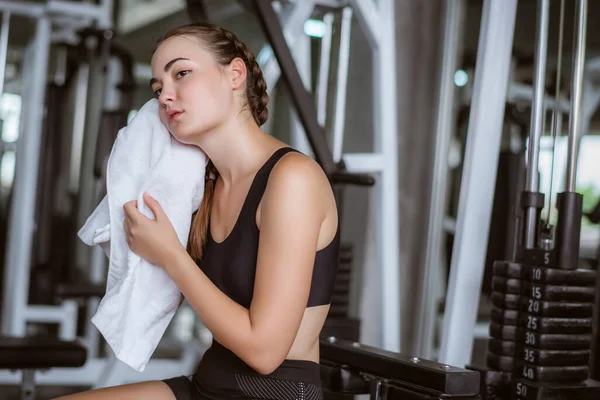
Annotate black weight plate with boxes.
[335,274,351,284]
[332,286,350,295]
[485,354,589,382]
[337,262,353,272]
[487,339,591,366]
[492,261,597,286]
[493,261,524,279]
[489,323,592,350]
[328,304,349,317]
[520,297,594,318]
[488,338,518,356]
[330,294,349,306]
[492,276,522,294]
[465,365,511,400]
[491,293,594,317]
[339,255,353,264]
[511,377,600,400]
[517,314,592,334]
[516,362,589,383]
[492,277,596,302]
[336,271,352,280]
[490,307,519,325]
[485,353,514,372]
[525,282,596,302]
[490,307,593,334]
[491,293,521,310]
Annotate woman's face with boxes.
[150,35,234,144]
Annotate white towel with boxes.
[78,98,207,372]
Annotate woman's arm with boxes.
[164,155,327,374]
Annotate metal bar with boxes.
[75,33,111,272]
[68,64,91,193]
[316,12,333,126]
[438,0,517,368]
[0,1,43,18]
[546,0,565,225]
[347,0,379,49]
[524,0,550,248]
[252,0,336,174]
[47,0,108,22]
[0,11,10,98]
[257,0,316,94]
[98,0,114,29]
[0,0,111,22]
[343,153,385,173]
[320,338,480,395]
[21,369,35,400]
[565,0,588,192]
[373,0,400,352]
[414,0,463,360]
[507,82,570,113]
[331,7,352,163]
[0,16,51,336]
[289,33,312,155]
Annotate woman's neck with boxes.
[198,116,273,189]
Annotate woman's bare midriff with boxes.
[285,304,330,363]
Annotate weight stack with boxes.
[484,260,600,399]
[321,242,361,342]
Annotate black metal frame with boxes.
[250,0,374,187]
[319,338,481,398]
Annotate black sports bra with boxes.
[197,147,340,309]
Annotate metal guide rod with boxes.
[546,0,565,223]
[0,1,109,23]
[316,12,333,126]
[524,0,550,248]
[565,0,588,192]
[0,11,9,97]
[331,7,352,164]
[414,0,463,359]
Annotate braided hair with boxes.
[154,23,269,260]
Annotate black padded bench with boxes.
[319,337,481,399]
[0,335,87,400]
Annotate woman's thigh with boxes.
[50,380,178,400]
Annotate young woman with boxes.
[55,22,340,400]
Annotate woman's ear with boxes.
[229,57,247,89]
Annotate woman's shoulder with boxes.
[269,148,330,190]
[261,148,334,213]
[257,147,338,246]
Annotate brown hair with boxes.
[154,23,269,259]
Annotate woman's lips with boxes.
[169,111,183,123]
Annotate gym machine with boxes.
[465,0,600,398]
[0,1,198,398]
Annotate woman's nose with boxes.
[158,86,175,105]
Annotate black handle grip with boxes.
[329,171,375,186]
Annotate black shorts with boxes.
[162,342,323,400]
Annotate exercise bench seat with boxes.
[0,335,87,400]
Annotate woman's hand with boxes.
[123,192,186,269]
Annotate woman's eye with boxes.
[176,70,190,79]
[153,88,162,97]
